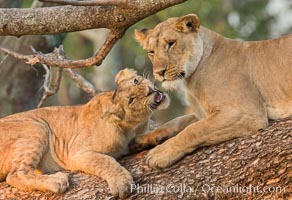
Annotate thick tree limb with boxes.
[39,0,130,7]
[0,118,291,199]
[0,0,187,36]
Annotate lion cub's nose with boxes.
[147,86,154,96]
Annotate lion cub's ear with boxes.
[173,14,200,33]
[134,28,152,45]
[101,103,125,123]
[115,68,137,85]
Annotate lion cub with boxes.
[0,68,169,198]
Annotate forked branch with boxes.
[38,64,63,108]
[37,66,97,107]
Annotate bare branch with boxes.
[64,69,97,96]
[39,0,129,7]
[38,30,123,68]
[38,66,97,107]
[0,54,8,65]
[0,30,123,68]
[0,47,35,64]
[38,64,63,108]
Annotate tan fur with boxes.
[0,69,169,198]
[132,14,292,169]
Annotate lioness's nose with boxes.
[156,69,166,77]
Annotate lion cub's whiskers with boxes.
[143,69,155,84]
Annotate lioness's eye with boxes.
[168,40,176,48]
[128,97,134,105]
[134,78,139,85]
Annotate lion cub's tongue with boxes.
[154,91,165,103]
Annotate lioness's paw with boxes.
[146,143,182,169]
[46,172,69,193]
[129,134,153,152]
[107,170,134,199]
[129,130,166,153]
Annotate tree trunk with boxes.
[0,118,291,199]
[0,1,64,117]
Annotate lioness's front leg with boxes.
[68,151,134,199]
[129,114,198,152]
[146,110,268,169]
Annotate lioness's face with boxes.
[135,14,202,90]
[114,69,170,121]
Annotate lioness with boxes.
[131,14,292,169]
[0,68,169,198]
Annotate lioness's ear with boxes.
[173,14,200,33]
[134,28,151,45]
[115,68,137,84]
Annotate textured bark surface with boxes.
[0,0,187,37]
[0,118,291,199]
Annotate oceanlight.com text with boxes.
[131,183,286,196]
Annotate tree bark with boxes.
[0,118,291,199]
[0,0,188,37]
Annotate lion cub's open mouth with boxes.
[147,87,167,110]
[154,91,166,105]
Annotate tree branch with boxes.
[0,0,187,36]
[38,64,63,108]
[39,0,130,7]
[64,68,97,96]
[37,66,98,107]
[0,118,291,199]
[0,30,122,68]
[0,47,34,63]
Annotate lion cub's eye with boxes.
[128,97,134,105]
[134,78,139,85]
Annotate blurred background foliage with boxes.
[3,0,292,123]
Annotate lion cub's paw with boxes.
[146,143,182,169]
[46,172,69,193]
[107,170,134,199]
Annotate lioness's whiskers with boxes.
[176,73,184,80]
